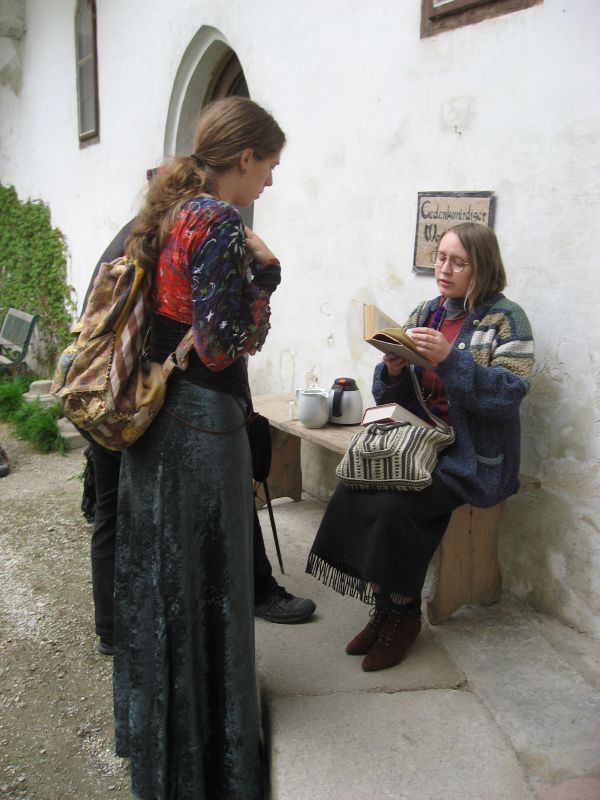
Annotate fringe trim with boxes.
[306,553,376,606]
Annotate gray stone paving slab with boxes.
[269,690,533,800]
[256,498,600,798]
[257,611,463,696]
[430,602,600,783]
[256,500,464,694]
[533,612,600,691]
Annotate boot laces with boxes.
[367,606,388,631]
[378,607,420,647]
[378,612,403,647]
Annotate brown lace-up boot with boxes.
[361,608,422,671]
[345,606,389,655]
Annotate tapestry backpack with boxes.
[51,256,193,451]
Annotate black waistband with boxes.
[150,313,250,405]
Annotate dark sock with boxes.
[389,597,421,616]
[373,590,391,610]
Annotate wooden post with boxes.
[255,427,302,509]
[427,501,505,625]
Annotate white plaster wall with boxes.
[0,0,599,637]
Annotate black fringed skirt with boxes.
[113,379,262,800]
[306,477,461,603]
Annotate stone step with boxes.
[22,379,61,408]
[269,691,533,800]
[25,379,53,395]
[57,417,87,450]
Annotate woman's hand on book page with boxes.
[409,327,452,365]
[244,226,279,266]
[383,353,408,378]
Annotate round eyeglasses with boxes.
[430,251,470,273]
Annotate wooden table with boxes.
[253,393,540,624]
[253,394,359,503]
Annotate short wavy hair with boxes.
[441,222,507,312]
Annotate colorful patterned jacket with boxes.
[154,197,280,371]
[372,293,534,507]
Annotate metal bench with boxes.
[0,307,39,375]
[253,393,541,624]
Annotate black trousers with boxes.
[89,441,277,639]
[89,441,120,639]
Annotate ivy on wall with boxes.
[0,184,76,374]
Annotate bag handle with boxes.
[409,364,449,430]
[161,327,195,381]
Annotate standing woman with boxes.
[113,97,285,800]
[307,222,534,672]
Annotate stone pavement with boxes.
[255,498,600,800]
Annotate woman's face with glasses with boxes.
[434,231,472,299]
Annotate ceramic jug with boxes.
[296,387,330,429]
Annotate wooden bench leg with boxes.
[426,501,504,625]
[255,427,302,509]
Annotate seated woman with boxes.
[307,222,534,672]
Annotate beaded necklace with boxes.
[431,299,447,330]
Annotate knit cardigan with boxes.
[372,292,534,508]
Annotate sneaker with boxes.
[254,585,316,624]
[0,445,9,478]
[97,637,114,656]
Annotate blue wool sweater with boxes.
[372,293,534,508]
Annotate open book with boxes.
[361,403,432,428]
[363,304,432,368]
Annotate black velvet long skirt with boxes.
[306,477,462,604]
[113,379,262,800]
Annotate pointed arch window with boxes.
[75,0,99,142]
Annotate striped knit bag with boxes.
[51,257,193,451]
[336,370,455,490]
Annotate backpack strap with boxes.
[161,327,195,380]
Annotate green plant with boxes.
[0,375,66,453]
[13,399,66,454]
[0,378,28,421]
[0,184,76,373]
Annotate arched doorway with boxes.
[163,28,253,224]
[206,51,249,101]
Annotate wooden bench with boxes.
[0,307,38,376]
[253,393,541,624]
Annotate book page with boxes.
[374,329,415,348]
[363,304,432,367]
[363,304,401,340]
[364,304,416,348]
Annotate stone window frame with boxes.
[421,0,543,39]
[75,0,99,144]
